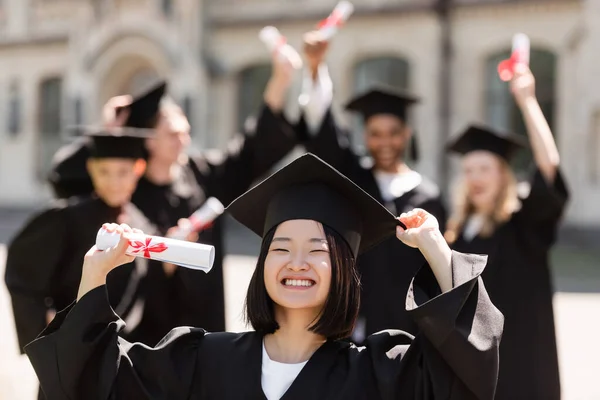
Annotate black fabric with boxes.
[88,135,146,159]
[227,154,403,258]
[345,86,419,122]
[130,104,299,334]
[47,137,94,199]
[451,167,568,400]
[25,251,502,400]
[298,110,447,338]
[117,81,166,129]
[446,124,528,161]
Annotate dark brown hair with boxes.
[244,223,360,340]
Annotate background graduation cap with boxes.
[345,86,421,161]
[226,153,404,258]
[48,81,167,199]
[446,124,529,161]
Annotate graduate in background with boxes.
[102,52,300,333]
[445,65,567,400]
[295,31,446,341]
[4,128,158,399]
[25,154,503,400]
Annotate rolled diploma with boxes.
[512,33,530,66]
[96,228,215,273]
[318,1,354,40]
[259,26,303,69]
[170,197,225,240]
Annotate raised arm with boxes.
[297,31,360,176]
[512,65,560,182]
[364,209,502,399]
[26,223,203,399]
[192,51,299,206]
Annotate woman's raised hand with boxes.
[77,223,143,301]
[395,208,440,249]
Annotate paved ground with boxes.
[0,210,599,399]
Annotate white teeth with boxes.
[284,279,314,287]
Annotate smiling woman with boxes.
[246,220,359,341]
[24,154,503,400]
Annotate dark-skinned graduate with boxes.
[294,31,447,342]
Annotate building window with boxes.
[38,77,63,178]
[237,64,272,130]
[485,49,556,172]
[351,56,410,153]
[162,0,172,16]
[7,80,21,136]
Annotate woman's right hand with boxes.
[77,223,140,301]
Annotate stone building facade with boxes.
[0,0,598,237]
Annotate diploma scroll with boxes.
[497,33,530,82]
[96,228,215,273]
[259,26,303,69]
[170,197,225,240]
[317,1,354,40]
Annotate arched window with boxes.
[38,77,63,178]
[485,49,556,171]
[351,56,410,153]
[237,64,272,131]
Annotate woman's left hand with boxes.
[396,208,440,249]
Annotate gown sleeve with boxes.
[363,251,503,400]
[4,206,68,353]
[515,167,569,245]
[25,285,204,400]
[297,109,360,177]
[190,104,298,206]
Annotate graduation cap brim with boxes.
[226,153,402,258]
[116,81,167,129]
[345,86,420,122]
[447,124,529,161]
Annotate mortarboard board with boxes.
[346,86,421,161]
[446,124,528,161]
[116,81,167,129]
[345,86,420,122]
[82,127,153,159]
[226,153,403,258]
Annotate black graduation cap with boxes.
[116,81,167,129]
[345,86,420,122]
[447,124,528,161]
[345,86,420,161]
[82,127,152,159]
[48,83,166,199]
[226,153,403,258]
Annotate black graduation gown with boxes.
[4,196,158,351]
[130,104,298,333]
[298,111,447,337]
[25,251,503,400]
[451,168,568,400]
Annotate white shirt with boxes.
[463,214,486,241]
[261,341,308,400]
[374,169,423,203]
[298,64,333,135]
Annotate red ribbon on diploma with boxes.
[317,9,345,30]
[497,54,518,82]
[129,237,168,258]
